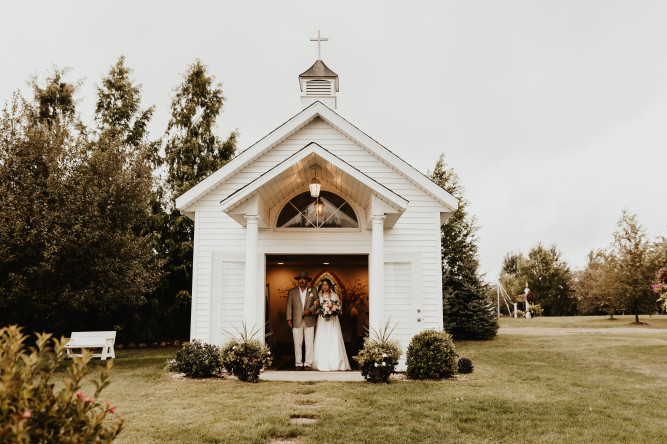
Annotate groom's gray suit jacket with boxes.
[286,286,318,328]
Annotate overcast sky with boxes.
[2,1,666,278]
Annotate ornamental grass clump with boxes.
[0,325,122,443]
[354,322,402,383]
[168,340,224,378]
[220,324,272,383]
[406,329,458,380]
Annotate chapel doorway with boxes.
[265,254,369,370]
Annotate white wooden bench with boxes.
[65,331,116,360]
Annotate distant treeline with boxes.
[495,211,667,322]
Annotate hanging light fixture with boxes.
[309,164,322,198]
[309,177,321,198]
[315,200,325,216]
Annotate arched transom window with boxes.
[277,191,358,228]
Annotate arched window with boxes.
[277,191,358,228]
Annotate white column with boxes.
[369,215,386,330]
[244,215,259,329]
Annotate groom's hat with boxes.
[294,270,312,282]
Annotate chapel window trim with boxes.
[276,190,359,229]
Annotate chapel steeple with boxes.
[299,31,339,109]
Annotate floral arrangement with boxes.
[354,322,402,383]
[319,298,341,321]
[220,323,272,383]
[653,267,667,309]
[221,339,272,383]
[525,291,535,303]
[341,279,369,307]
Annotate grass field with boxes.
[498,314,667,329]
[72,325,667,444]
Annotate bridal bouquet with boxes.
[319,298,341,321]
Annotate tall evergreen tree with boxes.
[159,60,238,338]
[95,56,154,151]
[92,58,166,340]
[165,60,237,197]
[429,154,497,339]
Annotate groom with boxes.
[286,271,318,371]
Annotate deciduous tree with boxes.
[605,211,659,323]
[501,244,576,316]
[0,69,160,334]
[573,250,620,317]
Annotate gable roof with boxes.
[175,101,458,214]
[220,141,408,212]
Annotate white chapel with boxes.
[175,39,458,368]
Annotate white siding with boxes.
[187,117,445,346]
[384,261,414,368]
[220,260,245,343]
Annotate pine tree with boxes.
[159,60,238,338]
[165,59,237,197]
[95,56,154,151]
[429,154,497,339]
[92,58,166,340]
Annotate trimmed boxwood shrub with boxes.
[168,340,223,378]
[406,329,458,380]
[457,356,474,374]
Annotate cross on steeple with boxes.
[310,30,328,60]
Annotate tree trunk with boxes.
[635,312,639,324]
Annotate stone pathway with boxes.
[499,327,667,335]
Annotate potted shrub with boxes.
[354,322,402,383]
[220,324,272,383]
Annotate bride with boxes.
[312,278,351,371]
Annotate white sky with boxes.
[2,1,666,278]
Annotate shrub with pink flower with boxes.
[0,325,122,442]
[653,267,667,309]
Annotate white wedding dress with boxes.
[312,292,351,371]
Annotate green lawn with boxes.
[499,314,667,329]
[74,327,667,443]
